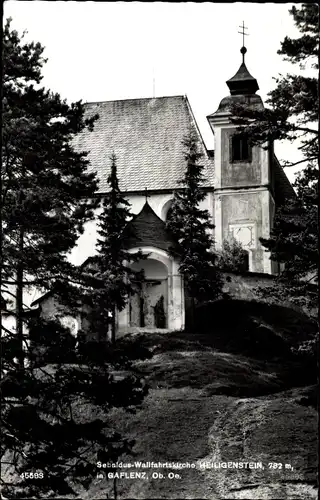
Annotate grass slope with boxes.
[81,321,317,500]
[201,390,318,499]
[3,300,317,499]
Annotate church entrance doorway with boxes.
[129,259,168,329]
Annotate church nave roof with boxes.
[72,95,214,194]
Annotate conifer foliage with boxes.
[231,4,319,309]
[1,17,100,365]
[84,153,143,344]
[166,128,222,329]
[1,20,148,498]
[217,237,249,273]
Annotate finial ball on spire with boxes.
[240,46,247,55]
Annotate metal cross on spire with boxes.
[238,21,249,47]
[238,21,249,62]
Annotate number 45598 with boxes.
[20,472,44,479]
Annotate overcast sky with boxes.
[4,1,304,182]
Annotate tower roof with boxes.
[226,47,259,95]
[208,43,263,118]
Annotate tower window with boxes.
[230,135,251,162]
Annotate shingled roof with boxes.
[72,96,214,193]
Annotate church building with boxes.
[31,46,294,335]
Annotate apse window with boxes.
[231,135,251,162]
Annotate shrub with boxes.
[291,333,319,359]
[217,237,249,272]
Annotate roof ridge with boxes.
[184,95,211,159]
[84,95,186,106]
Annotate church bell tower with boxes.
[207,27,274,273]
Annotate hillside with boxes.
[2,301,317,499]
[75,301,317,500]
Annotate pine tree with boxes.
[1,18,100,366]
[230,4,319,309]
[166,127,222,330]
[257,163,318,312]
[1,316,148,498]
[84,153,144,344]
[1,20,148,497]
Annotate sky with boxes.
[4,1,305,182]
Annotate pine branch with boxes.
[294,126,318,135]
[282,157,317,167]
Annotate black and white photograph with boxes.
[1,2,318,499]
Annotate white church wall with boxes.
[68,191,215,268]
[68,206,102,266]
[5,188,215,316]
[68,194,170,267]
[1,313,31,338]
[120,192,213,223]
[2,276,47,317]
[127,193,172,220]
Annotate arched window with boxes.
[161,199,174,221]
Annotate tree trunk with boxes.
[184,281,195,333]
[16,226,24,369]
[111,305,116,344]
[113,476,118,500]
[190,295,196,333]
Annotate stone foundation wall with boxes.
[222,271,274,301]
[221,271,316,317]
